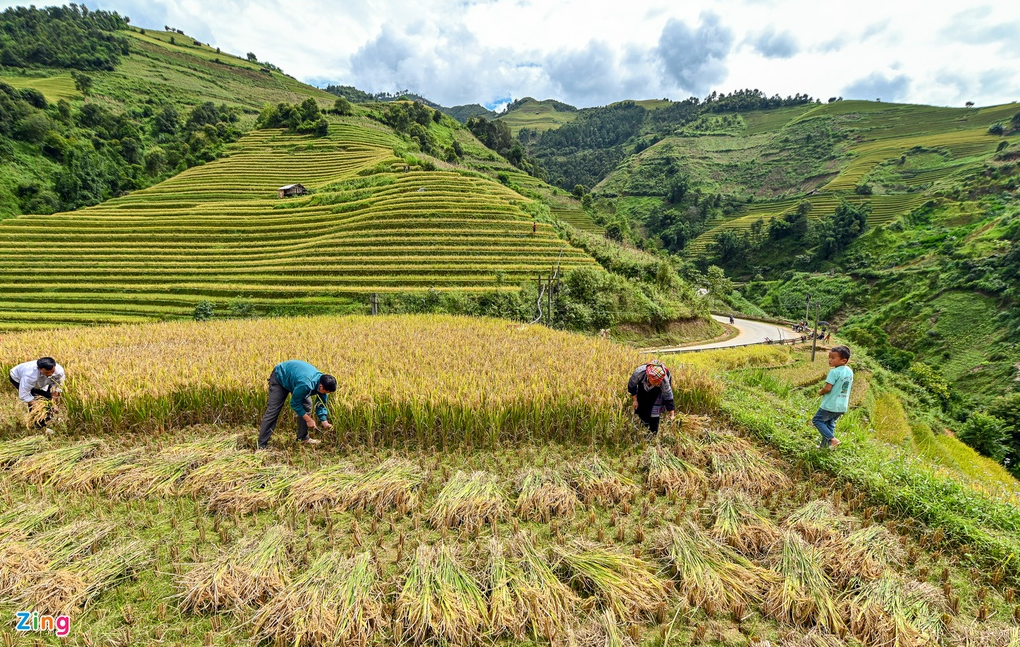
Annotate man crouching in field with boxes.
[9,357,65,428]
[257,360,336,449]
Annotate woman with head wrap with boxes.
[627,360,676,436]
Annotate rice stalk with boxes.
[286,463,359,512]
[576,608,636,647]
[654,521,771,616]
[509,533,580,641]
[822,525,905,587]
[0,542,47,598]
[568,456,636,505]
[178,451,263,496]
[250,549,381,647]
[18,539,150,615]
[778,628,847,647]
[711,488,782,555]
[0,503,60,540]
[785,500,856,542]
[847,576,947,647]
[396,542,488,645]
[51,449,142,492]
[106,450,226,499]
[945,625,1020,647]
[428,470,506,531]
[24,397,55,429]
[163,434,243,455]
[35,520,117,567]
[514,468,579,522]
[763,531,844,633]
[643,446,707,496]
[710,448,792,495]
[178,525,293,613]
[9,440,101,486]
[206,464,298,516]
[556,541,669,623]
[342,457,424,516]
[0,434,47,466]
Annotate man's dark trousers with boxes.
[258,370,313,448]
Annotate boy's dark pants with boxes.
[258,370,313,448]
[8,377,53,427]
[812,408,843,448]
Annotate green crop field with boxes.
[0,72,80,102]
[497,98,579,135]
[0,120,597,329]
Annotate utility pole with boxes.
[811,302,820,362]
[371,293,378,315]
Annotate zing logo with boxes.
[15,611,71,638]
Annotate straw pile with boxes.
[396,542,488,645]
[251,550,382,647]
[567,456,636,505]
[428,470,506,531]
[485,535,580,641]
[50,449,141,492]
[945,626,1020,647]
[18,539,150,615]
[0,542,47,598]
[711,489,781,555]
[654,521,770,616]
[206,464,297,516]
[643,446,707,497]
[555,541,669,623]
[710,448,791,495]
[847,576,947,647]
[785,500,856,542]
[514,468,579,522]
[822,525,904,587]
[0,434,47,466]
[9,440,100,485]
[286,463,359,512]
[178,525,293,613]
[342,457,424,516]
[763,532,844,633]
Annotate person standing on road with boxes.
[812,345,854,449]
[627,360,676,437]
[8,357,65,428]
[257,360,337,449]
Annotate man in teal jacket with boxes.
[258,360,337,449]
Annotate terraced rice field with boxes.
[0,122,596,329]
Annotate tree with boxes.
[816,199,870,258]
[965,101,975,107]
[193,300,214,321]
[958,413,1009,462]
[709,229,748,263]
[988,122,1005,136]
[246,52,257,62]
[71,70,93,98]
[333,97,353,116]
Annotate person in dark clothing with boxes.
[258,360,337,449]
[627,360,676,436]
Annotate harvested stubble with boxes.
[106,449,231,499]
[847,576,947,647]
[711,488,781,555]
[429,470,506,531]
[206,464,297,515]
[50,449,142,492]
[286,463,359,512]
[9,440,101,485]
[777,628,847,647]
[555,541,669,623]
[568,456,636,505]
[822,525,904,587]
[654,521,770,616]
[0,503,60,539]
[396,542,488,645]
[251,550,382,647]
[514,468,579,522]
[17,539,150,615]
[485,535,580,641]
[178,525,293,613]
[575,608,636,647]
[342,457,423,516]
[0,434,47,466]
[763,532,844,633]
[643,446,707,496]
[946,625,1020,647]
[785,500,857,542]
[709,448,791,496]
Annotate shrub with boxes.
[193,301,214,321]
[957,412,1009,462]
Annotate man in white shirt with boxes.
[8,357,65,427]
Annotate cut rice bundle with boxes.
[556,541,669,623]
[785,500,856,542]
[568,456,636,505]
[0,503,60,540]
[35,520,117,567]
[778,628,847,647]
[178,451,264,496]
[18,539,150,615]
[711,488,782,556]
[709,448,791,496]
[514,468,579,522]
[106,449,228,499]
[701,430,755,458]
[428,470,506,531]
[0,542,47,598]
[251,550,382,647]
[9,440,102,486]
[653,521,771,616]
[822,525,904,588]
[643,446,707,497]
[575,608,636,647]
[396,542,488,645]
[342,457,424,516]
[162,434,243,455]
[485,535,580,641]
[847,576,947,647]
[178,524,293,613]
[52,449,142,492]
[206,464,298,516]
[24,397,57,429]
[0,434,48,466]
[763,532,844,633]
[286,462,359,512]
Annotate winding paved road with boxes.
[651,315,797,353]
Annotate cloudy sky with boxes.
[14,0,1020,110]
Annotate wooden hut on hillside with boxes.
[277,184,307,198]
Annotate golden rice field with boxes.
[0,122,597,330]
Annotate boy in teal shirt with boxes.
[812,345,853,449]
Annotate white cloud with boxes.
[1,0,1017,108]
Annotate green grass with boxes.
[496,98,579,135]
[0,72,80,102]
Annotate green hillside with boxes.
[496,97,579,135]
